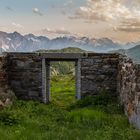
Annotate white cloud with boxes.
[70,0,140,32]
[33,8,43,16]
[41,28,71,35]
[12,22,23,28]
[72,0,140,21]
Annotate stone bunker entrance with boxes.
[42,53,81,103]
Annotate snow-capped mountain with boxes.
[0,31,136,53]
[123,42,140,49]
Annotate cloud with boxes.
[12,22,23,28]
[0,25,5,28]
[33,8,43,16]
[114,19,140,32]
[69,0,140,33]
[61,10,67,15]
[64,0,73,6]
[70,0,140,22]
[41,28,71,35]
[6,6,14,11]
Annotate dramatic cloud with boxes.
[69,0,140,32]
[41,28,71,35]
[71,0,140,21]
[33,8,43,16]
[12,22,23,28]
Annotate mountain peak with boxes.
[24,33,36,38]
[99,38,113,42]
[13,31,21,36]
[8,31,23,39]
[0,31,130,53]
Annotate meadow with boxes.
[0,75,140,140]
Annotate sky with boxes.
[0,0,140,42]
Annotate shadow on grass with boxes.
[68,91,124,115]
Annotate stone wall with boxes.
[0,53,121,101]
[117,56,136,105]
[0,53,121,100]
[0,55,8,88]
[81,53,119,97]
[118,55,140,129]
[6,53,42,101]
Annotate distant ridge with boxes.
[36,47,87,53]
[111,44,140,63]
[127,45,140,62]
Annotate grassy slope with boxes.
[0,75,140,140]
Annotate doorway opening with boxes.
[42,58,81,104]
[50,61,76,107]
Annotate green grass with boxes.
[50,75,76,107]
[0,75,140,140]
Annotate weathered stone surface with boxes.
[117,56,140,129]
[0,55,8,88]
[81,54,119,97]
[6,53,42,101]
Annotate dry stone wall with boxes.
[1,53,120,102]
[118,55,140,129]
[81,53,119,97]
[0,55,8,88]
[6,53,42,101]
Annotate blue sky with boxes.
[0,0,140,42]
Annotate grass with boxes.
[0,75,140,140]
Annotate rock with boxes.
[5,98,13,107]
[0,100,4,107]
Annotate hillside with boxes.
[37,47,86,53]
[111,45,140,63]
[127,45,140,62]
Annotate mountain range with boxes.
[127,45,140,61]
[112,44,140,63]
[0,31,139,53]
